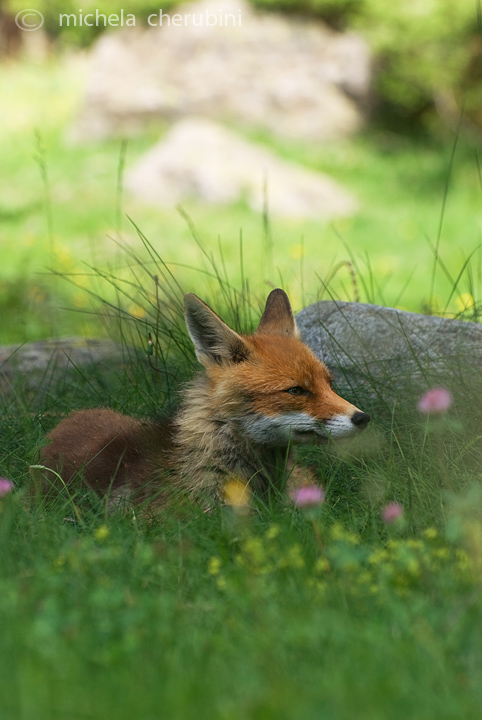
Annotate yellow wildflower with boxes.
[224,478,251,511]
[314,557,330,574]
[456,293,475,313]
[285,544,305,569]
[265,524,280,540]
[128,303,147,319]
[289,244,304,260]
[94,525,109,541]
[406,539,423,550]
[406,558,420,577]
[216,576,227,590]
[433,548,450,561]
[208,557,222,575]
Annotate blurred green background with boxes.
[0,0,481,343]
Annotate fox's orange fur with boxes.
[40,289,370,508]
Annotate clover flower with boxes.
[0,478,13,497]
[382,502,404,525]
[291,485,325,508]
[417,387,452,415]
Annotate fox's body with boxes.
[41,290,370,507]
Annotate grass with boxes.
[2,51,482,720]
[2,238,482,718]
[1,503,481,720]
[1,55,482,342]
[2,384,482,719]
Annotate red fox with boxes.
[40,289,370,509]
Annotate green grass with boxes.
[1,55,482,342]
[2,253,482,718]
[2,356,482,719]
[2,52,482,720]
[1,503,481,720]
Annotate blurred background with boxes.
[0,0,481,343]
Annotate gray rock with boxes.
[126,117,358,219]
[296,301,482,403]
[70,0,371,143]
[0,337,125,397]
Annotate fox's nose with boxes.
[351,411,371,430]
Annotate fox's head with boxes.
[184,289,370,447]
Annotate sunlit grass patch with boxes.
[1,56,482,342]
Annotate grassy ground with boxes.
[1,55,482,343]
[2,313,482,719]
[2,245,482,719]
[2,52,482,720]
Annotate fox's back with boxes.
[40,408,176,502]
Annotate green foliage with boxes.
[248,0,359,25]
[252,0,482,125]
[5,0,482,123]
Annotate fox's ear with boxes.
[184,294,250,367]
[256,289,300,338]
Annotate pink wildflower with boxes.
[381,502,403,525]
[417,387,452,415]
[0,478,14,497]
[291,485,325,508]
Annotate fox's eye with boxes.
[285,386,308,396]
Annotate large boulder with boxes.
[125,117,358,219]
[296,301,482,403]
[71,0,371,143]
